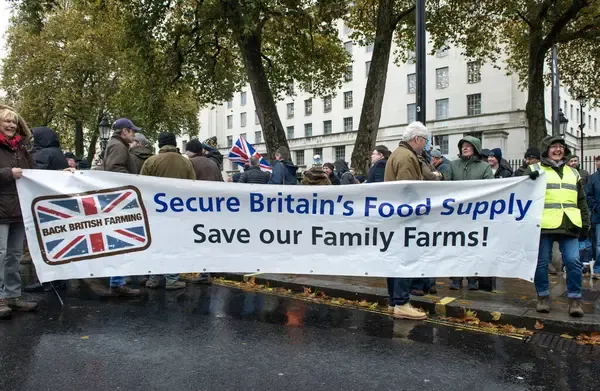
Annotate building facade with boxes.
[188,22,600,175]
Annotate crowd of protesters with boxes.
[0,102,597,321]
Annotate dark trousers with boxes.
[386,278,411,306]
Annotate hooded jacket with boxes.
[140,145,195,180]
[0,104,34,224]
[268,159,298,185]
[206,150,224,170]
[31,126,68,171]
[524,136,590,237]
[333,159,356,185]
[448,136,494,181]
[130,145,154,174]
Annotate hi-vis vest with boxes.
[530,163,582,229]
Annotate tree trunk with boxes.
[350,0,400,175]
[86,131,98,166]
[526,30,548,149]
[237,32,289,161]
[75,119,84,158]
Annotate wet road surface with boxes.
[0,283,598,391]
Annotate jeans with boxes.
[0,223,25,299]
[386,278,411,306]
[410,278,433,292]
[535,234,582,299]
[148,274,179,284]
[595,224,600,273]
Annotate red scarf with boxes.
[0,132,23,150]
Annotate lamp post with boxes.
[98,113,111,160]
[578,97,587,162]
[558,108,568,136]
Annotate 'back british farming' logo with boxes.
[31,186,152,265]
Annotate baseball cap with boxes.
[112,118,140,132]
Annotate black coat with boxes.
[367,159,387,183]
[239,166,270,184]
[31,127,68,171]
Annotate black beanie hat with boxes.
[524,147,540,160]
[158,132,177,148]
[186,139,203,154]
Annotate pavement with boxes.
[1,283,599,391]
[216,272,600,334]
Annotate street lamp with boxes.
[558,108,568,136]
[578,97,587,162]
[98,113,111,160]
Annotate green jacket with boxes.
[448,136,494,181]
[523,136,589,237]
[131,145,154,174]
[140,145,195,180]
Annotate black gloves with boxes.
[529,171,540,180]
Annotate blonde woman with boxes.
[0,105,38,319]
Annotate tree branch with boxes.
[540,0,589,54]
[557,25,600,43]
[392,5,416,27]
[261,52,273,74]
[537,0,554,21]
[516,10,534,29]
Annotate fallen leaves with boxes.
[80,336,89,340]
[491,311,502,321]
[576,332,600,345]
[535,320,544,330]
[560,333,574,339]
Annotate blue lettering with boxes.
[186,197,197,212]
[250,193,264,212]
[170,197,184,212]
[441,198,455,216]
[379,202,394,218]
[365,197,378,217]
[227,197,240,212]
[154,193,168,212]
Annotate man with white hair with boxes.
[383,121,429,320]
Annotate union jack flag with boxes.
[32,187,151,265]
[228,135,272,172]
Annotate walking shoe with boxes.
[387,305,394,312]
[393,303,427,320]
[109,286,141,297]
[165,281,186,291]
[568,299,584,317]
[427,286,438,294]
[410,289,425,296]
[536,296,551,313]
[449,280,461,290]
[7,297,38,312]
[145,279,160,289]
[0,299,12,319]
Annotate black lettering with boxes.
[238,229,250,244]
[468,231,479,246]
[260,229,275,244]
[311,226,323,245]
[193,224,206,243]
[339,232,361,246]
[443,231,466,246]
[404,227,417,246]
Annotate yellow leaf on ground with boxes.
[535,320,544,330]
[463,310,478,321]
[368,303,378,310]
[491,311,502,321]
[80,336,89,340]
[560,333,574,339]
[358,300,370,308]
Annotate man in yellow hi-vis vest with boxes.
[524,136,589,317]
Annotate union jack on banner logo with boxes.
[228,135,272,172]
[31,186,152,265]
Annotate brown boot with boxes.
[7,297,38,312]
[0,299,12,319]
[568,299,584,317]
[109,286,141,297]
[536,296,551,313]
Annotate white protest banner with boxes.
[17,170,545,283]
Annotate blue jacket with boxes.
[268,160,298,185]
[367,159,386,183]
[436,157,451,180]
[585,170,600,224]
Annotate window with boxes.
[323,120,332,134]
[344,41,353,54]
[436,67,449,89]
[343,117,353,132]
[255,131,262,144]
[577,108,580,123]
[435,45,449,58]
[467,93,482,116]
[344,91,353,109]
[366,42,374,53]
[227,115,233,129]
[286,83,294,96]
[570,104,574,120]
[227,100,233,109]
[467,61,481,84]
[434,135,449,155]
[323,96,332,113]
[295,150,305,166]
[570,127,574,134]
[344,65,353,82]
[304,123,313,137]
[595,118,598,132]
[589,115,592,127]
[407,73,416,94]
[227,136,233,148]
[343,22,351,35]
[286,126,294,139]
[255,111,260,125]
[407,103,416,123]
[313,147,323,159]
[564,100,568,114]
[435,99,449,120]
[407,50,416,64]
[240,91,247,106]
[287,103,294,119]
[334,146,346,161]
[365,61,371,78]
[240,112,247,127]
[305,98,313,115]
[464,131,483,142]
[240,132,246,141]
